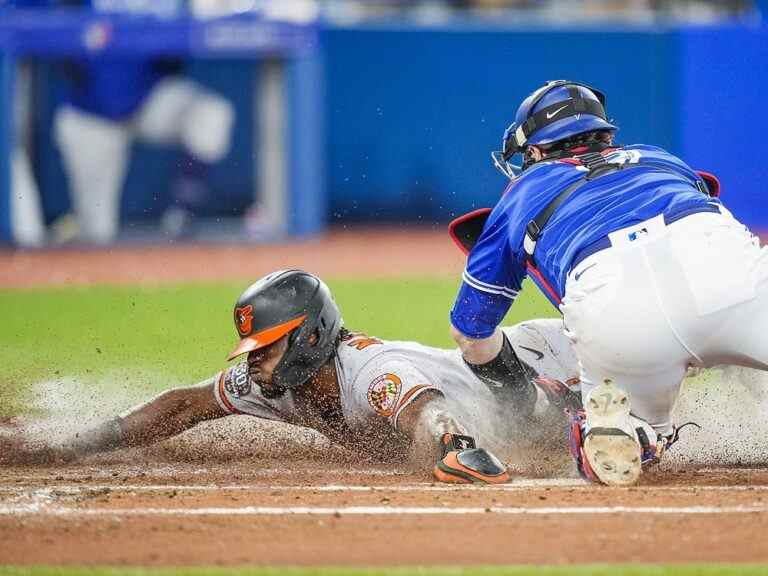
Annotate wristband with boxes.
[67,417,126,457]
[465,333,537,414]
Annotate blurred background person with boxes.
[1,0,762,248]
[3,0,47,247]
[51,0,235,244]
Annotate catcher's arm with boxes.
[63,381,228,459]
[397,391,509,484]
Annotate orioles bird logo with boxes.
[235,305,254,336]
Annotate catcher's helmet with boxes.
[492,80,617,179]
[227,270,342,392]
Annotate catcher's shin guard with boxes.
[433,433,510,484]
[568,409,599,483]
[571,380,642,486]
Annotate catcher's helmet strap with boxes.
[509,97,607,157]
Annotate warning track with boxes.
[0,228,463,288]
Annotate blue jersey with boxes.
[450,145,721,339]
[68,57,167,119]
[64,0,179,119]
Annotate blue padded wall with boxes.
[677,25,768,228]
[323,26,677,222]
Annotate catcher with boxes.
[4,269,580,483]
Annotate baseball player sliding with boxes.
[448,79,768,486]
[3,270,580,483]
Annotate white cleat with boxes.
[583,379,642,486]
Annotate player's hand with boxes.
[533,377,582,413]
[433,433,510,484]
[0,418,26,465]
[0,434,24,465]
[0,436,76,465]
[0,419,78,465]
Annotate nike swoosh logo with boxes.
[546,105,568,120]
[574,262,597,281]
[519,346,544,361]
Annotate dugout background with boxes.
[19,21,768,233]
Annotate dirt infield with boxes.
[2,460,768,566]
[2,229,762,288]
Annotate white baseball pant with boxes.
[561,206,768,435]
[54,76,234,243]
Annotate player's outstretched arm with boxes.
[451,325,537,416]
[397,391,465,462]
[63,381,228,459]
[397,392,509,484]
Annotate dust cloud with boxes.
[663,366,768,469]
[3,366,768,475]
[1,373,355,466]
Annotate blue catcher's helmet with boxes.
[492,80,618,179]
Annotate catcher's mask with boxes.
[492,80,617,179]
[228,270,342,395]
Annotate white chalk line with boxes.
[1,504,768,517]
[0,468,410,482]
[0,478,585,494]
[5,479,768,495]
[698,467,768,473]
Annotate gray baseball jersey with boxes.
[213,318,578,444]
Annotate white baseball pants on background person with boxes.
[12,62,46,247]
[561,206,768,436]
[54,76,234,244]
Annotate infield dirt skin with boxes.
[0,228,464,287]
[1,461,768,566]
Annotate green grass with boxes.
[1,566,768,576]
[0,277,555,417]
[1,283,766,574]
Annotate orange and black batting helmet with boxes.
[228,270,342,392]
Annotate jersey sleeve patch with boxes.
[223,362,252,398]
[214,363,251,415]
[366,373,402,417]
[353,358,441,431]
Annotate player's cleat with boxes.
[433,433,510,484]
[570,392,699,484]
[576,379,642,486]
